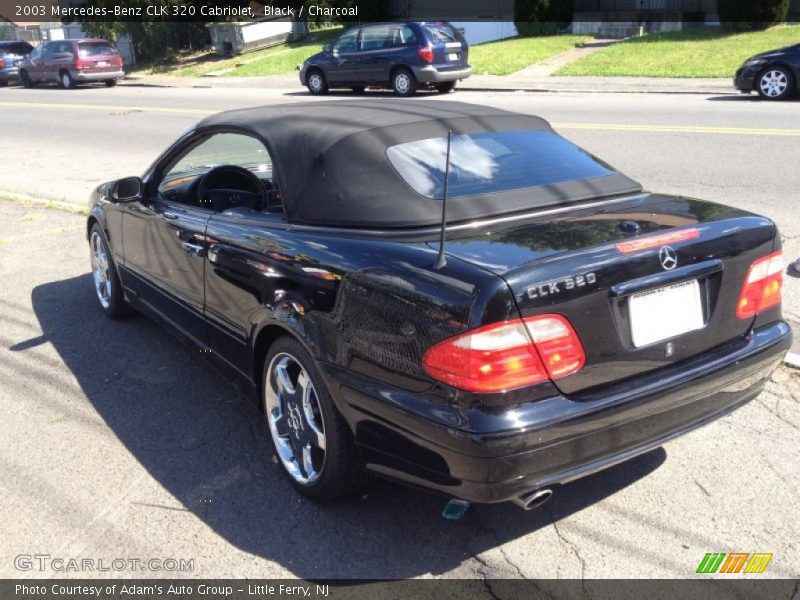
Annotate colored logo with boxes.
[696,553,773,574]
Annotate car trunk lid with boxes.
[432,194,778,396]
[77,42,122,73]
[422,22,468,69]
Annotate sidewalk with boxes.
[124,73,737,96]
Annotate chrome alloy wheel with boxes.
[308,72,324,93]
[265,352,326,485]
[760,70,788,98]
[394,72,411,95]
[90,230,112,309]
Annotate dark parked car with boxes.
[87,101,791,509]
[734,43,800,100]
[19,38,124,89]
[0,41,34,86]
[299,22,471,96]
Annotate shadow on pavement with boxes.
[26,273,666,578]
[706,95,800,102]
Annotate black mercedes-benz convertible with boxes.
[87,100,791,510]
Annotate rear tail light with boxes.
[0,58,4,69]
[422,314,585,393]
[616,227,700,253]
[113,56,123,67]
[75,58,85,69]
[418,45,434,63]
[737,251,783,319]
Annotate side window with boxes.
[158,133,275,209]
[359,25,392,51]
[27,46,41,61]
[392,26,417,47]
[332,29,359,54]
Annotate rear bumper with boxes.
[326,320,791,504]
[0,66,19,81]
[74,70,124,82]
[411,65,472,83]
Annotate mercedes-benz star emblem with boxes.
[659,246,678,271]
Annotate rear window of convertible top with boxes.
[386,130,614,200]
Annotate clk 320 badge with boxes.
[526,273,598,300]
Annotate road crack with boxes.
[693,478,711,497]
[546,508,587,588]
[757,397,799,432]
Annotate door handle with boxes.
[181,240,206,257]
[162,211,179,220]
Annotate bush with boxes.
[717,0,790,31]
[515,0,574,37]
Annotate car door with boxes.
[198,135,278,378]
[50,41,76,82]
[120,137,219,346]
[326,27,361,84]
[25,44,46,81]
[356,24,396,83]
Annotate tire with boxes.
[89,224,129,318]
[756,67,795,100]
[105,79,118,87]
[0,78,7,87]
[306,69,328,95]
[59,70,76,89]
[436,81,456,94]
[262,336,369,502]
[351,86,365,94]
[391,68,417,97]
[20,70,33,88]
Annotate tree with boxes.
[514,0,574,37]
[717,0,790,31]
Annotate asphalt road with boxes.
[0,83,798,580]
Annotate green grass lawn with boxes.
[470,35,589,75]
[163,27,343,78]
[557,25,800,78]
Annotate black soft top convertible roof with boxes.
[197,100,642,229]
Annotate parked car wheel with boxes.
[436,81,457,94]
[351,86,365,94]
[0,78,7,87]
[263,336,368,501]
[306,69,328,95]
[105,79,118,87]
[19,70,33,88]
[59,70,76,89]
[89,224,129,318]
[756,67,795,100]
[391,68,417,97]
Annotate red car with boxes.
[19,38,124,89]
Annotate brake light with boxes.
[418,45,434,63]
[737,251,783,319]
[422,314,585,393]
[0,58,4,69]
[616,228,700,253]
[113,56,123,67]
[75,58,85,69]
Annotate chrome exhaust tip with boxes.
[512,488,553,511]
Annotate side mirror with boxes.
[323,44,332,54]
[110,176,143,202]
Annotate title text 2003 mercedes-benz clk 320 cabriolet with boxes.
[87,101,791,510]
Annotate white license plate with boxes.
[448,53,459,61]
[629,280,704,348]
[97,61,109,67]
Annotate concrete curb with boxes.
[122,74,736,97]
[786,352,800,370]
